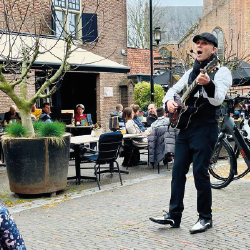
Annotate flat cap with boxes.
[193,32,218,47]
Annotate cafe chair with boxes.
[148,125,178,173]
[80,132,123,189]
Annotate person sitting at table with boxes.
[122,107,148,166]
[3,105,21,125]
[145,103,158,127]
[31,104,42,120]
[74,104,87,125]
[39,103,52,122]
[130,104,146,132]
[110,104,123,118]
[151,107,170,129]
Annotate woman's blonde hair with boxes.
[122,107,133,123]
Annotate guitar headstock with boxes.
[203,57,218,74]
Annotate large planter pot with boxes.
[2,133,71,195]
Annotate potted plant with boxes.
[137,112,144,121]
[93,123,103,137]
[2,122,70,196]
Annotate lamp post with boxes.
[149,0,154,102]
[149,0,161,103]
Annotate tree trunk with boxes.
[19,110,35,137]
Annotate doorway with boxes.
[53,72,97,124]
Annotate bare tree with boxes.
[0,0,102,136]
[127,0,166,48]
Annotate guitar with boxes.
[169,58,218,129]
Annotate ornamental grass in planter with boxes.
[2,122,70,196]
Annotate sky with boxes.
[160,0,203,6]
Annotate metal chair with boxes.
[81,132,123,189]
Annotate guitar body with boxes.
[170,99,202,129]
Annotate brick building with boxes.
[163,0,250,93]
[0,0,130,130]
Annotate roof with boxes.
[127,47,162,75]
[0,32,130,73]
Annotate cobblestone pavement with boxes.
[10,176,250,249]
[1,154,250,249]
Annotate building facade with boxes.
[0,0,130,130]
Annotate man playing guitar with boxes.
[149,33,232,234]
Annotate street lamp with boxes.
[149,0,161,102]
[154,27,161,45]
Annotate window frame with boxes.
[53,0,81,39]
[212,28,224,60]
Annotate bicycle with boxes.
[209,95,250,189]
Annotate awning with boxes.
[232,60,250,86]
[0,32,130,73]
[154,72,170,85]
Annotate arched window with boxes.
[212,28,224,59]
[158,47,170,58]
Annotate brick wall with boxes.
[127,48,163,75]
[0,71,35,114]
[0,0,129,127]
[169,0,250,65]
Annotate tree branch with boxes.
[29,37,72,104]
[10,39,40,88]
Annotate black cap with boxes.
[193,33,218,47]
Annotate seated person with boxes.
[39,103,52,122]
[110,104,123,118]
[151,107,170,129]
[31,104,42,120]
[122,107,148,166]
[0,203,26,249]
[4,105,21,124]
[145,104,157,127]
[74,104,87,125]
[122,107,148,147]
[130,104,146,132]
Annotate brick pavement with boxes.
[9,175,250,249]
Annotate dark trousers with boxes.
[169,123,218,221]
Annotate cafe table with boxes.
[66,124,92,136]
[68,133,143,184]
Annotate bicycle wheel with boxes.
[209,138,235,189]
[233,137,250,180]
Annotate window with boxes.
[212,28,224,60]
[82,13,98,42]
[52,0,80,38]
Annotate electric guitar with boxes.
[169,58,218,129]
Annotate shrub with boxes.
[33,121,44,136]
[134,81,165,111]
[5,123,27,137]
[38,121,66,138]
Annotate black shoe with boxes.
[189,218,212,234]
[149,211,180,228]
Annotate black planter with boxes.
[2,133,70,195]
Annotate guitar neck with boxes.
[180,69,208,103]
[181,79,198,103]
